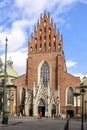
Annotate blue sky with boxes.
[0,0,87,79]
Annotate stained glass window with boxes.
[40,61,50,87]
[67,87,74,105]
[21,88,25,105]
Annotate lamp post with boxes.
[2,37,8,124]
[56,97,58,117]
[80,88,86,130]
[85,100,87,122]
[56,96,59,117]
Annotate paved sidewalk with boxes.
[0,118,22,127]
[69,120,87,130]
[0,116,87,130]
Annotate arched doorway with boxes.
[66,87,74,118]
[38,98,45,117]
[20,88,26,115]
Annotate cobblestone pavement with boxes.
[0,116,87,130]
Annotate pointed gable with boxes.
[28,11,63,54]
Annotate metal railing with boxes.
[64,118,70,130]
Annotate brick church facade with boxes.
[14,11,80,118]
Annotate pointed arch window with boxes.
[35,38,37,44]
[67,87,74,105]
[21,88,25,106]
[44,28,46,33]
[54,42,56,50]
[44,36,46,42]
[35,44,37,51]
[53,36,56,41]
[58,44,61,50]
[40,29,42,35]
[30,46,33,52]
[44,20,46,27]
[40,61,50,87]
[49,28,51,34]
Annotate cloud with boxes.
[66,60,87,79]
[79,0,87,4]
[1,48,27,75]
[66,60,77,68]
[71,73,87,79]
[65,23,71,29]
[15,0,77,20]
[0,0,8,8]
[0,28,27,52]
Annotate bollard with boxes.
[64,118,70,130]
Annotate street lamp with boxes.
[85,100,87,122]
[56,97,58,117]
[56,96,59,117]
[2,37,8,124]
[80,88,86,130]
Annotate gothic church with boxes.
[14,11,80,118]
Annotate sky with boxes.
[0,0,87,79]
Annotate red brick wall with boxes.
[14,74,26,110]
[14,74,26,87]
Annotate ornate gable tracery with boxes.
[35,82,48,105]
[28,11,63,54]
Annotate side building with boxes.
[0,58,18,115]
[80,77,87,118]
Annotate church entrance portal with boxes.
[38,98,45,117]
[38,106,45,117]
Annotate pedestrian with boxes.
[45,111,48,119]
[38,113,40,119]
[40,112,42,118]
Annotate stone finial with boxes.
[61,34,63,43]
[48,12,50,18]
[37,19,39,26]
[44,10,46,17]
[34,26,36,32]
[54,23,56,29]
[31,33,33,38]
[28,38,30,44]
[58,28,60,39]
[51,18,53,28]
[40,13,42,19]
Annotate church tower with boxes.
[27,11,65,90]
